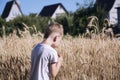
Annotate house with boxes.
[97,0,120,25]
[1,0,23,22]
[108,0,120,25]
[39,3,68,19]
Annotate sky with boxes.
[0,0,95,15]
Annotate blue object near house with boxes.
[117,7,120,26]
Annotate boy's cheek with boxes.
[55,43,60,48]
[51,44,58,48]
[57,41,61,46]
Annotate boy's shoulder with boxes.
[42,44,56,53]
[35,43,57,53]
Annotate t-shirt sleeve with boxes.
[49,51,58,64]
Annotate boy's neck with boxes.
[41,38,53,46]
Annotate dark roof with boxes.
[96,0,115,12]
[39,3,68,17]
[1,0,23,19]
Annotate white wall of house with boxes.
[51,5,66,19]
[6,2,22,21]
[109,0,120,24]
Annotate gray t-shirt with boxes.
[30,43,58,80]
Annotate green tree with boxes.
[55,14,74,35]
[73,0,107,35]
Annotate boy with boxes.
[30,22,63,80]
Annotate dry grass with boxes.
[0,34,120,80]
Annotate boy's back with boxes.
[30,22,63,80]
[30,43,58,80]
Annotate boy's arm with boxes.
[50,55,63,78]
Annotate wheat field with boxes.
[0,33,120,80]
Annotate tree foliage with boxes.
[0,15,49,36]
[55,14,74,35]
[73,1,107,35]
[0,0,108,36]
[56,0,107,36]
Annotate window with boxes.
[117,8,120,25]
[56,13,61,17]
[12,11,19,16]
[59,6,62,10]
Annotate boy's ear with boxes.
[53,36,57,42]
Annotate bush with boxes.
[0,15,49,36]
[0,17,6,36]
[11,15,49,33]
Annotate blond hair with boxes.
[44,22,63,38]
